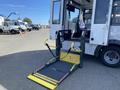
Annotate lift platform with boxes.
[28,29,85,90]
[28,51,80,90]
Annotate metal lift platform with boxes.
[28,51,80,90]
[28,30,85,90]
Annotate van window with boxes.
[4,22,8,26]
[14,22,18,25]
[94,0,110,24]
[52,0,61,24]
[111,0,120,25]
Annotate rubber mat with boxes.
[37,61,73,81]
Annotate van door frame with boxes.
[50,0,64,40]
[90,0,113,45]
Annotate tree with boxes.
[23,17,32,24]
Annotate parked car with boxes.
[17,21,27,32]
[26,24,32,31]
[0,21,20,34]
[24,22,32,31]
[31,24,39,30]
[37,24,42,29]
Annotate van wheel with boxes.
[10,30,16,34]
[100,46,120,67]
[0,29,3,33]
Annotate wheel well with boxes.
[11,29,15,31]
[0,29,3,31]
[95,44,120,57]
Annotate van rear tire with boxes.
[100,46,120,67]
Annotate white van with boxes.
[0,21,20,34]
[17,20,27,32]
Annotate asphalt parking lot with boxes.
[0,29,119,90]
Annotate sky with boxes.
[0,0,50,24]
